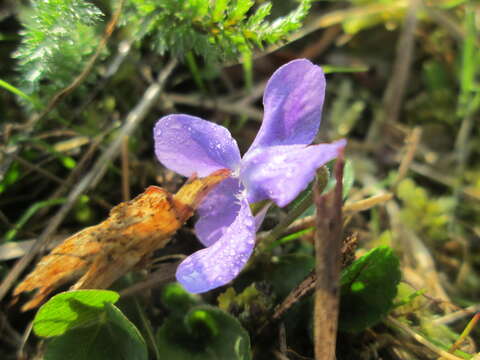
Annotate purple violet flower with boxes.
[154,59,346,293]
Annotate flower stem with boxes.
[254,166,329,254]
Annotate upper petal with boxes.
[241,139,346,207]
[176,196,255,293]
[154,115,241,177]
[195,177,242,247]
[249,59,326,151]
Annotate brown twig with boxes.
[164,93,263,121]
[119,262,178,298]
[121,136,131,202]
[367,0,420,141]
[313,151,344,360]
[393,126,422,189]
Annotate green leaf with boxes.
[127,0,312,64]
[161,283,201,314]
[228,0,254,23]
[33,290,120,337]
[44,303,147,360]
[339,246,401,332]
[14,0,103,99]
[212,0,229,22]
[267,254,314,299]
[342,159,355,199]
[324,159,354,199]
[246,2,271,28]
[156,305,252,360]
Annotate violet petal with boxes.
[195,177,242,247]
[154,114,241,177]
[176,196,256,293]
[241,139,347,207]
[249,59,326,151]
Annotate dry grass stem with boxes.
[313,152,344,360]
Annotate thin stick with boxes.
[256,192,392,243]
[367,0,420,141]
[0,59,177,302]
[164,93,263,121]
[313,152,344,360]
[446,313,480,355]
[121,136,131,202]
[385,317,464,360]
[119,262,177,298]
[433,304,480,326]
[393,126,422,189]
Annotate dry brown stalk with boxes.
[313,151,344,360]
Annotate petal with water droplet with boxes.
[249,59,326,151]
[154,115,241,177]
[176,196,255,293]
[241,140,346,207]
[195,177,242,247]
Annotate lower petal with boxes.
[176,196,255,293]
[241,139,346,207]
[195,177,242,247]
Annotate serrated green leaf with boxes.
[33,290,119,337]
[14,0,103,100]
[128,0,312,64]
[212,0,230,22]
[339,246,401,332]
[44,303,147,360]
[228,0,254,23]
[246,2,272,27]
[156,305,251,360]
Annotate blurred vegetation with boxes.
[0,0,479,359]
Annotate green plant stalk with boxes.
[133,297,160,360]
[185,52,206,93]
[447,312,480,354]
[0,79,41,108]
[451,3,479,232]
[266,227,314,252]
[4,198,66,242]
[242,51,253,91]
[322,65,369,74]
[255,166,329,254]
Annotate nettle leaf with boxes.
[339,246,401,333]
[157,305,252,360]
[33,289,119,337]
[34,290,147,360]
